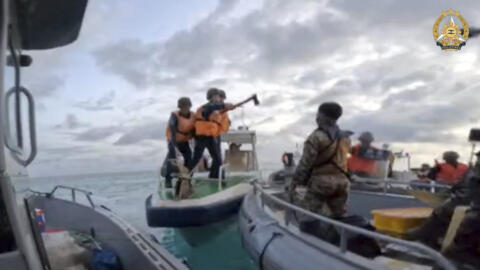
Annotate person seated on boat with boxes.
[289,102,352,219]
[226,143,249,171]
[165,97,195,188]
[408,151,480,250]
[418,163,432,181]
[189,88,233,179]
[347,132,379,177]
[427,151,469,186]
[409,163,433,190]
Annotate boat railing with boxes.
[353,176,451,194]
[216,163,261,191]
[252,181,457,270]
[46,185,95,209]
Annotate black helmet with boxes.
[443,151,459,161]
[206,88,220,100]
[177,97,192,108]
[359,131,374,143]
[318,102,342,120]
[218,89,226,99]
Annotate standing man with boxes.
[289,102,351,218]
[164,97,195,188]
[217,89,231,166]
[189,88,232,179]
[428,151,469,185]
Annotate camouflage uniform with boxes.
[292,125,351,218]
[410,165,479,249]
[443,168,480,267]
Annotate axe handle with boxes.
[219,96,254,114]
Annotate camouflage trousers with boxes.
[303,175,350,218]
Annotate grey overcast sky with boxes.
[11,0,480,176]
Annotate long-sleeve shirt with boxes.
[168,113,179,146]
[202,103,225,120]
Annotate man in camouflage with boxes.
[289,102,351,218]
[409,151,480,249]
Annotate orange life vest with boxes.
[194,107,219,137]
[166,111,195,143]
[436,163,469,185]
[347,145,377,176]
[219,112,230,135]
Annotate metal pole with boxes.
[469,143,476,166]
[8,36,22,148]
[0,0,7,174]
[339,228,347,253]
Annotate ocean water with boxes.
[12,171,258,270]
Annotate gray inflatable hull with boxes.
[239,192,382,270]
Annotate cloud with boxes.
[74,90,116,111]
[114,119,167,145]
[27,75,66,98]
[75,126,121,142]
[123,97,158,112]
[29,0,480,176]
[54,114,89,130]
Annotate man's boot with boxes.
[407,216,444,249]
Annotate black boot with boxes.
[406,218,443,249]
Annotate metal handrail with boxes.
[3,86,37,166]
[47,185,95,209]
[252,181,456,270]
[353,177,451,193]
[217,163,229,191]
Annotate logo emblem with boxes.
[433,9,469,51]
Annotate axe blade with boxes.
[252,94,260,106]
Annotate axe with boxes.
[220,94,260,113]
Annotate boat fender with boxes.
[258,232,283,270]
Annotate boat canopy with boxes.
[13,0,88,50]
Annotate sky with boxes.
[7,0,480,177]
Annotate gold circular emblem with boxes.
[433,9,469,51]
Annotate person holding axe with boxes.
[189,88,231,179]
[189,88,259,179]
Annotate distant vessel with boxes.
[0,1,187,269]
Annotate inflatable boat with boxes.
[146,130,260,228]
[239,182,463,270]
